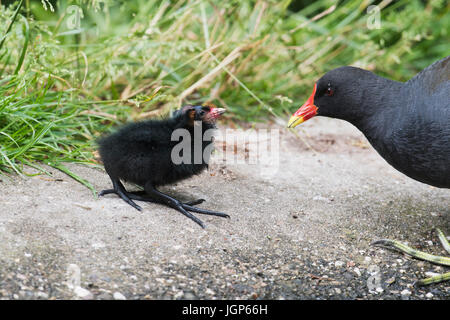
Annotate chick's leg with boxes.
[126,190,205,206]
[144,183,229,228]
[98,176,142,211]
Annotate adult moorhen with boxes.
[288,55,450,285]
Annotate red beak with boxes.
[287,83,318,128]
[210,107,226,119]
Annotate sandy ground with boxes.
[0,117,448,300]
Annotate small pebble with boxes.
[113,292,126,300]
[335,261,345,267]
[205,288,215,296]
[36,292,49,299]
[97,292,113,300]
[74,287,93,300]
[184,291,196,300]
[385,277,395,285]
[401,289,411,296]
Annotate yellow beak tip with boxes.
[287,116,304,128]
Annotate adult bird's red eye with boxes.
[326,87,334,96]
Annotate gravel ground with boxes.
[0,117,448,300]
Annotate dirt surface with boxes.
[0,117,448,300]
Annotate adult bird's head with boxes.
[287,66,381,128]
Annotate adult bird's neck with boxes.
[350,77,405,139]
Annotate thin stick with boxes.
[372,239,450,267]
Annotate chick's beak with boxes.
[210,107,226,119]
[287,83,318,128]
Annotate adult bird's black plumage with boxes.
[288,55,450,284]
[288,55,450,188]
[98,104,229,228]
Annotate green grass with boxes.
[0,0,449,189]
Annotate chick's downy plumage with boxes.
[98,104,229,228]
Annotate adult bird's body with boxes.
[98,104,229,228]
[288,56,450,188]
[288,55,450,284]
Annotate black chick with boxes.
[98,104,229,228]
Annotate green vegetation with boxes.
[0,0,449,190]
